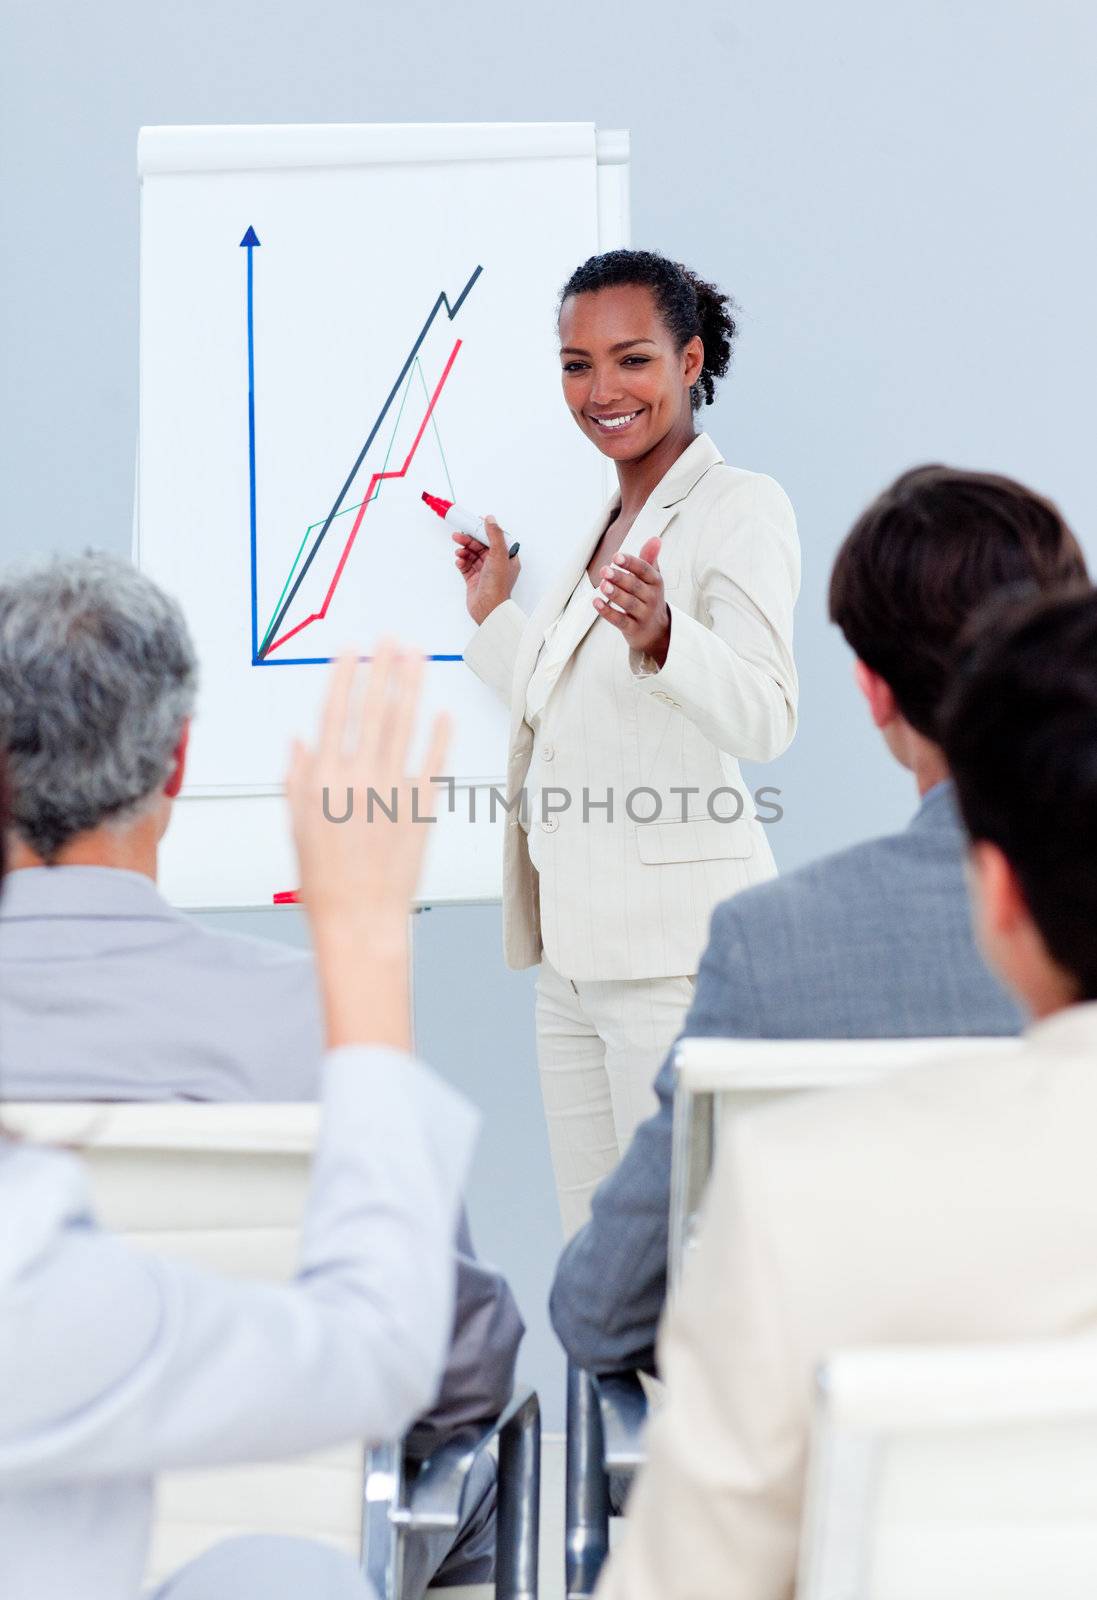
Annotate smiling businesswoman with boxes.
[456,250,800,1236]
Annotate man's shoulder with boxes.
[691,1025,1097,1413]
[711,823,941,945]
[148,920,323,1092]
[699,810,1015,1039]
[175,917,317,984]
[0,882,325,1102]
[730,1037,1031,1212]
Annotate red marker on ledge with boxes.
[422,492,519,557]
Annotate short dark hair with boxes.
[940,589,1097,1001]
[828,466,1088,742]
[559,249,737,410]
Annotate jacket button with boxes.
[541,743,555,761]
[541,816,559,834]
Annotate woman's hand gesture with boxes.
[453,516,521,625]
[593,536,672,666]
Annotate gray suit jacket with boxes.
[549,781,1024,1374]
[0,866,523,1450]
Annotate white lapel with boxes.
[509,492,618,738]
[510,433,724,738]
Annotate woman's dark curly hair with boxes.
[558,249,738,410]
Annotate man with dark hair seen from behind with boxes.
[0,552,521,1600]
[601,583,1097,1597]
[551,465,1089,1376]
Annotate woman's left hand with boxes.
[593,535,671,667]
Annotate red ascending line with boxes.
[264,338,463,656]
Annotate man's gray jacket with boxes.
[549,782,1024,1375]
[0,865,523,1450]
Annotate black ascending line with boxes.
[257,264,483,660]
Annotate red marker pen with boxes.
[422,492,519,558]
[273,890,300,905]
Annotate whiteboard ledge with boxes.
[178,775,507,800]
[138,122,600,176]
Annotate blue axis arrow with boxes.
[241,226,261,663]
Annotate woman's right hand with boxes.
[286,642,451,1050]
[453,515,521,625]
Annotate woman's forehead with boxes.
[559,283,664,344]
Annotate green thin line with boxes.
[257,354,455,654]
[415,357,456,500]
[370,354,417,495]
[259,524,319,655]
[258,364,418,653]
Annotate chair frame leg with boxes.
[496,1388,542,1600]
[362,1439,404,1599]
[564,1364,610,1599]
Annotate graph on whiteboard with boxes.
[138,147,606,790]
[247,233,483,666]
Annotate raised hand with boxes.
[286,641,451,1048]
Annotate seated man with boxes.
[0,552,522,1599]
[551,465,1088,1375]
[598,584,1097,1598]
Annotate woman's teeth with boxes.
[592,412,640,430]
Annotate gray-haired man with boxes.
[0,552,521,1599]
[0,552,321,1101]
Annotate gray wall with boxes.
[4,0,1096,1426]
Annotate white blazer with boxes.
[0,1048,475,1600]
[464,433,799,981]
[598,1003,1097,1600]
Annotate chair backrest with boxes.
[797,1337,1097,1600]
[5,1103,363,1590]
[668,1037,1020,1287]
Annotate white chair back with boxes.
[5,1103,363,1590]
[668,1037,1020,1287]
[797,1337,1097,1600]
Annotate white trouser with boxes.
[535,957,695,1239]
